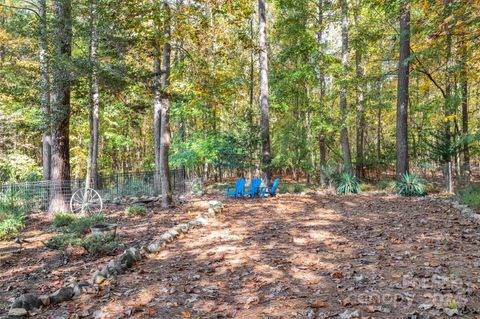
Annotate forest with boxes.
[1,0,480,205]
[2,0,480,317]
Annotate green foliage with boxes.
[336,173,360,194]
[359,183,375,192]
[396,173,426,197]
[0,214,26,239]
[45,233,119,255]
[376,179,396,191]
[0,191,28,239]
[125,205,148,216]
[78,235,119,255]
[52,213,77,228]
[52,213,107,235]
[321,163,338,188]
[456,185,480,208]
[47,213,118,255]
[0,153,42,183]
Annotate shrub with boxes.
[67,213,107,235]
[456,185,480,208]
[396,173,426,197]
[336,173,360,194]
[44,234,77,250]
[52,213,77,228]
[0,191,27,239]
[46,213,118,255]
[321,163,337,188]
[78,235,119,255]
[0,214,25,239]
[125,205,148,216]
[376,179,396,191]
[360,183,375,192]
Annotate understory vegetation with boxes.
[396,173,426,197]
[456,185,480,208]
[124,205,148,216]
[46,213,119,255]
[0,191,27,239]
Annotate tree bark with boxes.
[49,0,72,214]
[87,0,100,190]
[354,13,365,179]
[340,0,352,173]
[460,42,469,174]
[159,0,172,207]
[258,0,272,183]
[39,0,51,181]
[153,44,162,193]
[395,0,410,179]
[316,0,327,184]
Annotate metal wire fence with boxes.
[0,169,189,212]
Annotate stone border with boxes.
[7,200,224,317]
[421,195,480,223]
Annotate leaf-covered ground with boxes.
[2,193,480,318]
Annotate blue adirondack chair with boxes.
[243,178,262,199]
[226,179,246,199]
[261,178,280,199]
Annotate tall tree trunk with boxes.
[354,13,365,179]
[443,0,453,192]
[258,0,272,183]
[249,16,255,178]
[87,0,100,190]
[316,0,327,184]
[159,0,172,207]
[39,0,51,181]
[395,0,410,179]
[340,0,352,173]
[460,42,469,174]
[153,44,162,193]
[49,0,72,214]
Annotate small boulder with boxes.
[8,308,28,317]
[38,295,50,306]
[147,239,166,253]
[49,286,75,305]
[195,216,208,225]
[11,294,42,311]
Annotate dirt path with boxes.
[32,193,479,319]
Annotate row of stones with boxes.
[419,195,480,224]
[8,200,224,318]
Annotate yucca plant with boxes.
[336,173,360,194]
[396,172,426,197]
[321,163,337,188]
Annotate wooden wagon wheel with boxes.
[70,188,103,215]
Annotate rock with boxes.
[8,308,28,317]
[176,223,189,233]
[113,248,140,272]
[125,247,141,261]
[147,239,166,253]
[49,286,75,305]
[339,310,360,319]
[159,232,173,242]
[443,308,459,317]
[93,310,106,319]
[11,294,42,311]
[195,216,208,225]
[93,274,106,284]
[188,220,199,229]
[38,294,50,306]
[167,228,179,238]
